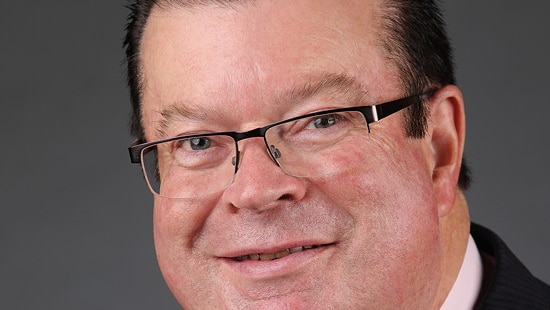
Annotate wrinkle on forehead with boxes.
[153,72,370,139]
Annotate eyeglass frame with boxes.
[128,90,435,181]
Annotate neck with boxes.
[434,190,471,309]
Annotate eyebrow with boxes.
[155,72,368,138]
[280,72,368,106]
[156,100,223,138]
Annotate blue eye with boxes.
[313,115,335,128]
[189,137,211,150]
[310,114,344,129]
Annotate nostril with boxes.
[278,194,292,200]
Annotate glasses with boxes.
[129,91,433,199]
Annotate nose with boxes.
[222,138,307,212]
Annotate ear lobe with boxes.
[427,85,466,217]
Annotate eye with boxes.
[173,136,213,151]
[308,113,344,129]
[188,137,211,150]
[169,135,235,169]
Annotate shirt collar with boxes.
[440,234,483,310]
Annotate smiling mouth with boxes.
[232,244,330,262]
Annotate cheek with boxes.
[152,195,219,305]
[153,197,206,250]
[348,135,439,248]
[325,133,437,222]
[321,142,439,247]
[310,137,442,306]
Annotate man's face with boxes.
[140,1,446,308]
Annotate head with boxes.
[125,0,471,308]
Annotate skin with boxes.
[140,0,470,309]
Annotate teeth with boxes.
[259,253,276,260]
[274,249,290,259]
[233,245,323,262]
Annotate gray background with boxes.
[1,1,548,309]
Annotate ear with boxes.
[426,85,466,217]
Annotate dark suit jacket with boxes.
[471,223,550,309]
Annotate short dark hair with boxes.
[123,0,471,189]
[378,0,471,189]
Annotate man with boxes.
[125,0,550,308]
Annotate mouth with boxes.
[232,244,331,262]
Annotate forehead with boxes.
[140,0,400,138]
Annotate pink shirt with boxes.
[440,235,483,309]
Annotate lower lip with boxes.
[221,245,333,279]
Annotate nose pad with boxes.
[269,145,282,160]
[231,151,241,171]
[231,145,282,174]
